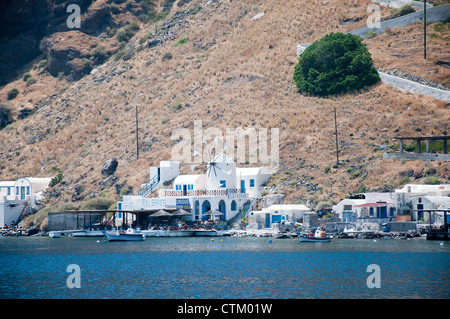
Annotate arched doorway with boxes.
[218,200,226,221]
[202,200,211,221]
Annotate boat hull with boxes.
[48,231,61,238]
[72,230,105,237]
[299,236,333,242]
[193,230,222,237]
[106,231,145,241]
[142,230,224,237]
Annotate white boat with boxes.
[72,229,105,237]
[141,229,195,237]
[105,228,145,241]
[193,229,224,237]
[48,231,61,238]
[299,229,333,242]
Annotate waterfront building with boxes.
[247,204,311,229]
[0,177,52,227]
[332,184,450,224]
[118,155,271,223]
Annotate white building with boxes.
[333,184,450,223]
[119,155,271,222]
[248,204,311,229]
[395,184,450,222]
[0,177,52,202]
[0,177,52,227]
[395,184,450,197]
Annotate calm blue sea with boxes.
[0,236,448,299]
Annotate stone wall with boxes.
[387,221,417,232]
[350,4,450,38]
[383,152,450,162]
[371,0,432,9]
[302,212,318,231]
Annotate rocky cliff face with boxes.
[0,0,152,86]
[0,0,94,85]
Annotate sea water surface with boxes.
[0,236,448,299]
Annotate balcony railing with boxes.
[163,188,249,199]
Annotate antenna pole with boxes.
[136,105,139,159]
[424,0,427,59]
[334,107,339,167]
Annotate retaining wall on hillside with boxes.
[371,0,433,9]
[383,152,450,162]
[350,4,450,38]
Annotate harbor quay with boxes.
[1,158,447,241]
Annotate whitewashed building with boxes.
[248,204,311,229]
[119,155,271,222]
[0,177,52,227]
[333,184,450,223]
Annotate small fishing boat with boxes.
[299,229,333,242]
[105,228,145,241]
[48,231,61,238]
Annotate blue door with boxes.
[377,206,387,218]
[265,213,270,228]
[343,212,353,222]
[272,215,281,223]
[218,200,226,221]
[241,180,245,192]
[20,186,25,200]
[417,204,424,220]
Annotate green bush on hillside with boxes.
[7,88,19,100]
[116,22,140,43]
[293,32,380,97]
[397,5,416,17]
[49,173,64,187]
[0,104,13,130]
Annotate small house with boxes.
[248,204,311,228]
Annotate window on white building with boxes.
[219,180,226,188]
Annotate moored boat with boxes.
[106,228,145,241]
[299,229,333,242]
[193,229,224,237]
[48,231,61,238]
[72,229,105,237]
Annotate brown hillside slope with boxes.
[0,0,449,215]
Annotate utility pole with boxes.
[334,107,339,167]
[424,0,427,59]
[136,105,139,159]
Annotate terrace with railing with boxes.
[162,188,249,199]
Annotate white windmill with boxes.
[191,137,236,190]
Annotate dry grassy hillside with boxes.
[365,19,450,88]
[0,0,449,216]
